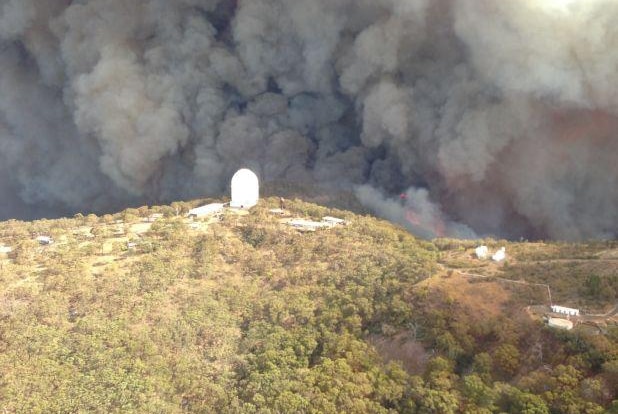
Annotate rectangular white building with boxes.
[188,203,225,218]
[551,305,580,316]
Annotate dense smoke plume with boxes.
[0,0,616,240]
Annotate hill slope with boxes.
[0,198,615,413]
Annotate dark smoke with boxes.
[0,0,616,240]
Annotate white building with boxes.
[0,245,12,254]
[230,169,259,209]
[475,245,489,259]
[551,305,580,316]
[188,203,225,218]
[288,219,331,232]
[36,236,54,245]
[145,213,163,222]
[548,317,574,330]
[492,247,506,262]
[322,216,347,226]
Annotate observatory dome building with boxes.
[492,247,506,262]
[230,169,259,209]
[475,245,489,259]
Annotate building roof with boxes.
[551,305,580,314]
[288,219,331,231]
[188,203,225,217]
[548,318,573,330]
[36,236,54,244]
[322,216,347,225]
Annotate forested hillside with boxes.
[0,199,615,413]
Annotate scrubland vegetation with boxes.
[0,198,615,413]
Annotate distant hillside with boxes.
[0,198,615,413]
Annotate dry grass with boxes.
[419,271,512,319]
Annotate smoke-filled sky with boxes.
[0,0,616,240]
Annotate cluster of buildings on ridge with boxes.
[187,168,348,231]
[547,305,579,331]
[188,168,259,218]
[473,244,584,331]
[1,168,346,258]
[546,306,581,331]
[474,245,506,262]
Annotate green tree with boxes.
[462,374,496,409]
[472,352,493,382]
[511,392,549,414]
[585,274,602,298]
[494,344,520,377]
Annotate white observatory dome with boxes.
[230,168,259,209]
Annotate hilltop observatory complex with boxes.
[187,169,259,219]
[230,169,259,209]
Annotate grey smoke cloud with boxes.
[355,185,477,240]
[0,0,616,240]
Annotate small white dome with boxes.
[492,247,506,262]
[230,169,259,209]
[475,245,489,259]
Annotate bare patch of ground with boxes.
[129,222,153,235]
[599,248,618,260]
[185,216,220,233]
[451,277,511,318]
[369,333,429,375]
